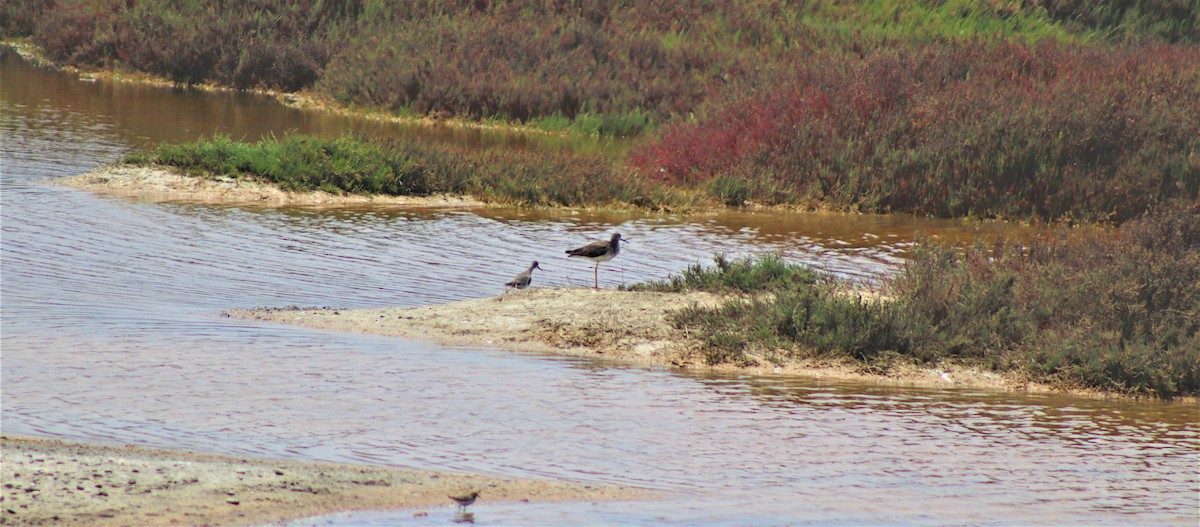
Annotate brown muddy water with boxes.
[2,48,1197,526]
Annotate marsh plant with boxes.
[659,208,1199,399]
[631,42,1199,222]
[625,253,822,294]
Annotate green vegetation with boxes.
[624,253,822,294]
[1035,0,1200,42]
[149,134,430,195]
[125,133,690,209]
[655,208,1200,399]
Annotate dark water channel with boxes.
[2,49,1197,525]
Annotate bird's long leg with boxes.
[593,263,599,289]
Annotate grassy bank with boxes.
[124,133,694,209]
[129,125,1198,222]
[641,208,1199,399]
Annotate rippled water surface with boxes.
[3,49,1197,526]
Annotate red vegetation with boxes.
[630,42,1200,221]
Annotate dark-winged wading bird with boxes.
[505,260,542,290]
[566,233,625,289]
[449,490,481,511]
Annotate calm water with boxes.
[2,49,1197,526]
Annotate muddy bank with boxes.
[51,165,485,207]
[0,436,649,527]
[227,288,1062,396]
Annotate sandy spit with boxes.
[55,168,1169,400]
[0,436,650,527]
[227,288,1066,395]
[51,164,485,208]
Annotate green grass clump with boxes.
[671,286,905,367]
[148,134,430,196]
[624,253,822,293]
[665,207,1200,399]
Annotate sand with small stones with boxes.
[0,436,650,527]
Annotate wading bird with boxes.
[566,233,625,289]
[505,261,542,290]
[448,490,481,512]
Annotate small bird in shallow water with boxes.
[505,260,542,290]
[448,490,481,511]
[566,233,625,289]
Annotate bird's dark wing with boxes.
[566,241,609,258]
[506,272,531,287]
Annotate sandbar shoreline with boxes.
[227,288,1071,397]
[0,435,651,527]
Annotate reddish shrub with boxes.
[630,42,1200,221]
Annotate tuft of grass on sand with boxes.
[623,253,823,293]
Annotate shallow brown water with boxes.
[3,48,1197,526]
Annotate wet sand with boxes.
[0,436,650,527]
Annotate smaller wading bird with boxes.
[448,490,481,512]
[566,233,625,289]
[505,260,542,290]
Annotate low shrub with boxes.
[630,41,1200,222]
[625,253,821,293]
[27,0,120,66]
[0,0,52,37]
[1035,0,1200,43]
[661,207,1200,398]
